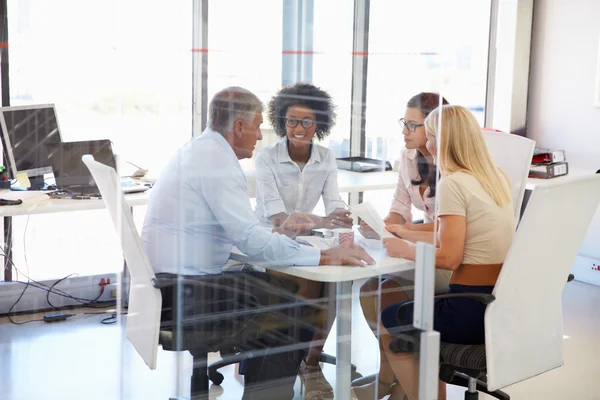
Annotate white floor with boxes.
[1,281,599,400]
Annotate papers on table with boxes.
[349,201,395,239]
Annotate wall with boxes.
[527,0,600,284]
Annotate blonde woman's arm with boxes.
[383,215,466,270]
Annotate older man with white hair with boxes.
[141,86,373,399]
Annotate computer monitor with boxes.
[0,104,63,189]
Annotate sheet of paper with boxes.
[15,173,31,189]
[350,201,395,239]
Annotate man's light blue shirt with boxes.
[141,128,321,275]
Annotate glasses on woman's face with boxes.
[399,118,424,133]
[285,117,315,129]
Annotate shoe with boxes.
[351,377,401,400]
[299,357,334,400]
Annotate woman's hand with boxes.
[316,208,353,229]
[385,224,410,238]
[383,237,414,259]
[358,220,380,239]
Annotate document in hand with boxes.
[349,202,395,239]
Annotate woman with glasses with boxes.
[254,82,350,400]
[354,92,451,399]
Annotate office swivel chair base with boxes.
[168,353,210,400]
[207,351,362,385]
[440,366,509,400]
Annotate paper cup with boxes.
[332,228,355,246]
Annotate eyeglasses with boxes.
[285,117,315,129]
[398,118,424,133]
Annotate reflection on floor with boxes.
[1,281,599,400]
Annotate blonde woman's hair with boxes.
[425,105,512,206]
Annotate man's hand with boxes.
[358,220,380,240]
[316,208,353,229]
[319,242,376,266]
[383,237,414,259]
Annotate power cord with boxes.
[6,216,35,324]
[101,312,118,324]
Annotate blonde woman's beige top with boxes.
[437,171,515,266]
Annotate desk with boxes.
[0,170,398,212]
[525,166,594,191]
[244,169,398,198]
[522,167,597,218]
[0,190,150,217]
[234,243,414,400]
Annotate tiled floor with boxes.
[1,281,599,400]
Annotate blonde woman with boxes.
[352,105,515,400]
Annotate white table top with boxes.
[231,232,415,283]
[244,169,398,198]
[525,166,595,190]
[2,164,593,218]
[267,247,414,282]
[0,189,150,217]
[0,169,398,217]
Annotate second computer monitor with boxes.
[0,104,63,179]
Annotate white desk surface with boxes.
[0,170,399,217]
[267,248,414,282]
[244,169,398,198]
[232,239,415,283]
[525,166,595,191]
[0,189,150,217]
[2,165,593,218]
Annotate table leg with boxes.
[335,281,353,399]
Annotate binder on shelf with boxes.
[532,148,566,164]
[529,162,569,179]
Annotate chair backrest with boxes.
[482,130,536,221]
[82,155,161,370]
[485,174,600,390]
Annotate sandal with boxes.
[299,357,334,400]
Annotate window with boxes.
[208,0,283,172]
[365,0,491,163]
[312,0,354,158]
[6,0,192,280]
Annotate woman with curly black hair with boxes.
[255,82,352,231]
[254,82,350,400]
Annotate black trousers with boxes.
[158,270,317,400]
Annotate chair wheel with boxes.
[351,371,363,381]
[208,371,224,385]
[465,391,479,400]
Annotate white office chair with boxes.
[389,174,600,399]
[83,155,319,399]
[82,155,162,369]
[482,130,536,222]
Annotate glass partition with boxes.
[1,2,503,400]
